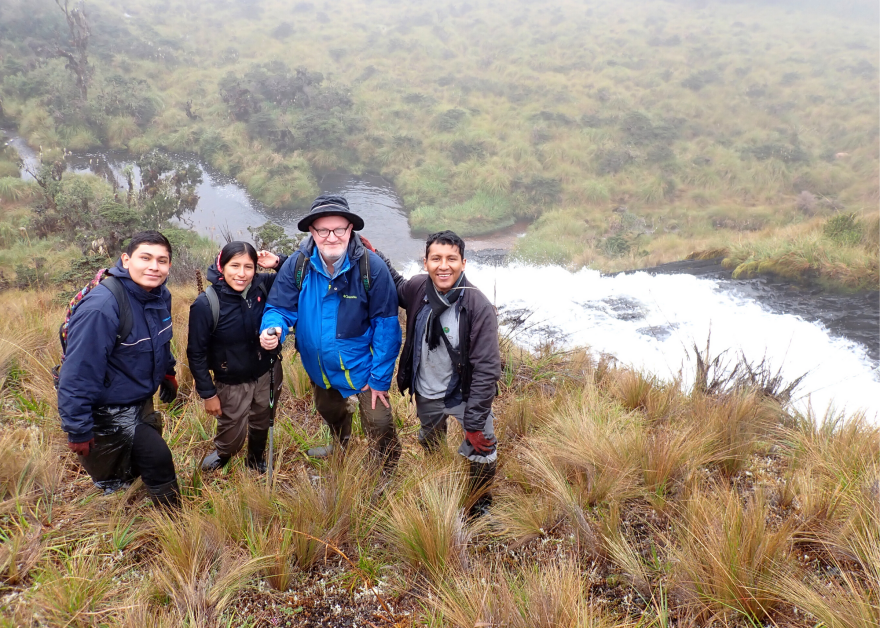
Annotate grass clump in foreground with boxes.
[0,285,878,626]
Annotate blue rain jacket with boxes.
[260,234,401,396]
[57,259,176,442]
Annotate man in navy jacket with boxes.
[58,231,180,508]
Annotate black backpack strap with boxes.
[205,285,220,332]
[294,252,310,290]
[102,276,133,346]
[359,252,371,292]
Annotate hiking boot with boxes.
[467,494,493,520]
[149,478,181,512]
[466,460,496,520]
[201,450,231,472]
[246,429,269,474]
[307,443,336,458]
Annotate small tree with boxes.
[55,0,91,101]
[247,222,300,255]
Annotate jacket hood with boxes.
[207,262,222,285]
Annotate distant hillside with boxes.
[0,0,877,284]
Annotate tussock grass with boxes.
[379,463,470,579]
[667,487,795,621]
[150,510,265,625]
[430,559,623,628]
[32,551,121,628]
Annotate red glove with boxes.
[466,431,494,454]
[359,235,376,252]
[68,438,95,457]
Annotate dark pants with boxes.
[79,399,179,504]
[214,361,282,457]
[414,394,497,464]
[312,384,400,458]
[131,423,178,499]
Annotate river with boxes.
[5,136,878,421]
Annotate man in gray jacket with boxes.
[380,230,501,518]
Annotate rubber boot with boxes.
[149,478,181,511]
[467,460,496,520]
[200,450,231,472]
[307,436,349,459]
[246,428,269,473]
[377,434,401,474]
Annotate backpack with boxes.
[52,269,133,389]
[203,281,269,332]
[291,249,372,292]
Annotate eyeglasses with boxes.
[312,225,351,238]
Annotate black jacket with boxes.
[390,270,501,433]
[187,258,286,399]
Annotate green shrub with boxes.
[247,222,301,255]
[411,192,513,236]
[0,162,20,179]
[823,213,863,247]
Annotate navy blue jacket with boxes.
[57,259,176,443]
[187,257,286,399]
[260,234,401,397]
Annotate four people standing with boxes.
[58,199,502,518]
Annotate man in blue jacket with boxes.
[58,231,180,508]
[260,195,402,465]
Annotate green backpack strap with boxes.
[293,252,310,290]
[205,285,220,332]
[359,251,371,292]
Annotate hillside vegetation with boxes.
[0,0,877,287]
[0,286,878,626]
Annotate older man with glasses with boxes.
[259,195,402,467]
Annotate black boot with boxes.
[200,450,231,472]
[246,429,269,473]
[377,435,401,473]
[467,461,496,520]
[149,478,181,511]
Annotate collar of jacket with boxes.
[420,273,475,304]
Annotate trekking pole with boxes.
[267,328,278,489]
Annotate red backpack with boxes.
[52,269,133,389]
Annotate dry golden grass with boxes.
[667,486,796,621]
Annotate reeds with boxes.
[666,487,795,621]
[378,464,470,578]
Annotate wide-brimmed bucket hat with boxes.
[297,194,365,232]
